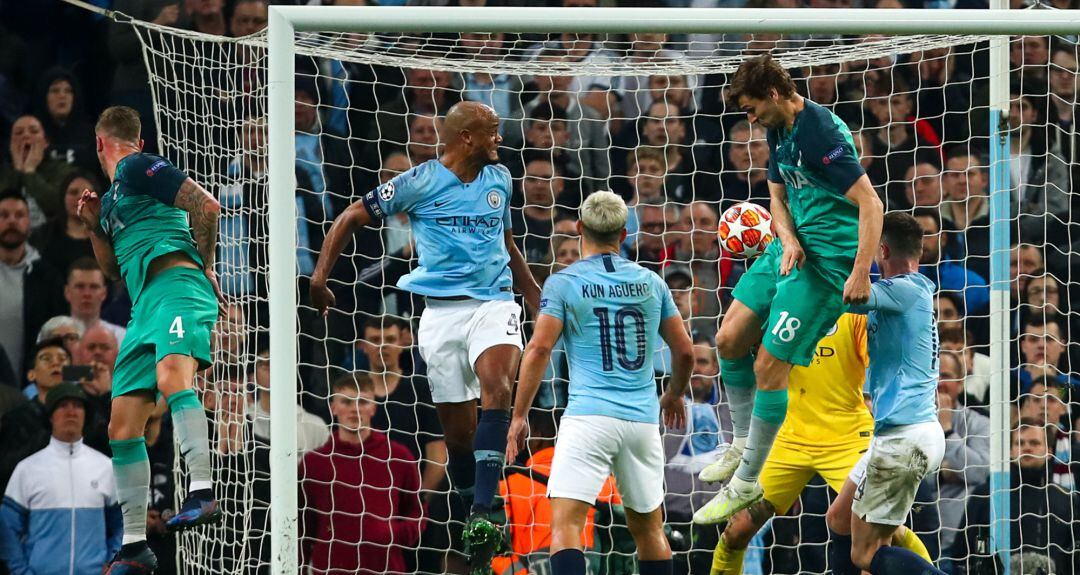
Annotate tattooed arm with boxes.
[174,178,226,309]
[173,178,221,269]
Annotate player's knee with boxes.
[752,355,788,391]
[156,354,196,394]
[108,414,139,441]
[825,504,850,535]
[478,378,512,409]
[714,329,744,360]
[850,542,877,571]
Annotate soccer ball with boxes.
[717,202,774,258]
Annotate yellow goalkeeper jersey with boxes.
[776,312,873,449]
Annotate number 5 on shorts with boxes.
[169,316,185,339]
[771,311,800,342]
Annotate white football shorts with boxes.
[417,298,523,404]
[548,415,665,514]
[850,421,945,526]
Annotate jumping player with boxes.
[310,101,541,570]
[507,191,694,575]
[827,212,946,575]
[77,106,225,574]
[695,54,884,522]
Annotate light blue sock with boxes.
[111,438,150,545]
[734,388,788,484]
[168,389,213,493]
[720,354,756,444]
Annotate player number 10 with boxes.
[592,306,647,372]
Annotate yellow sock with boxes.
[895,526,932,563]
[711,535,747,575]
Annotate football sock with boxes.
[472,409,510,512]
[719,354,756,445]
[711,534,747,575]
[733,388,788,486]
[168,389,213,493]
[638,559,674,575]
[896,526,933,563]
[447,448,476,503]
[870,546,946,575]
[550,548,586,575]
[111,437,150,545]
[829,533,858,575]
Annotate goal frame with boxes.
[266,6,1078,574]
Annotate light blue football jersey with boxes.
[539,253,679,424]
[850,272,939,432]
[362,159,514,300]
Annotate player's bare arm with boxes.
[174,178,226,308]
[768,181,804,276]
[506,313,563,462]
[658,314,693,430]
[310,200,373,315]
[77,189,121,281]
[505,230,541,316]
[842,175,883,305]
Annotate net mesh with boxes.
[123,14,1080,575]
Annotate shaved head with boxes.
[442,101,502,164]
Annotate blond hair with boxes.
[580,191,628,246]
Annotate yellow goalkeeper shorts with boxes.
[759,437,870,514]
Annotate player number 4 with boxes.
[771,311,801,343]
[169,316,185,339]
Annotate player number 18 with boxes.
[771,311,801,343]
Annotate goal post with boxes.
[263,6,1037,575]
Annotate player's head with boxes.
[443,101,501,164]
[95,106,144,162]
[330,372,377,432]
[879,211,923,268]
[728,54,798,129]
[578,190,628,250]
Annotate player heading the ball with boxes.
[310,101,541,572]
[78,106,228,575]
[695,54,884,524]
[507,191,694,575]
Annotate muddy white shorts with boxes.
[417,298,523,404]
[850,421,945,526]
[548,415,665,513]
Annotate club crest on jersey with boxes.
[145,160,168,177]
[822,145,845,165]
[380,181,395,202]
[487,190,502,209]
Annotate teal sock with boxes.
[111,437,150,545]
[720,354,756,443]
[167,389,213,493]
[734,388,788,484]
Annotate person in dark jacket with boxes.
[27,68,97,173]
[950,420,1080,575]
[299,373,424,575]
[0,190,65,380]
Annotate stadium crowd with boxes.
[0,0,1079,574]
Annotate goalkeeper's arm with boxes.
[310,200,374,315]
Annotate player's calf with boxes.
[625,507,673,575]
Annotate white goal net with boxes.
[121,11,1080,575]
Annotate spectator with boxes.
[1008,92,1070,224]
[513,156,564,264]
[35,315,83,358]
[913,208,990,315]
[672,201,723,336]
[940,326,992,409]
[187,0,226,36]
[940,149,991,270]
[505,105,580,184]
[368,68,460,161]
[522,51,608,193]
[295,80,357,222]
[378,151,414,256]
[64,257,126,344]
[249,349,328,454]
[719,120,769,207]
[458,32,523,132]
[213,302,249,366]
[28,69,96,173]
[406,113,439,165]
[528,31,617,119]
[615,34,687,120]
[1015,315,1079,395]
[1023,271,1068,317]
[228,0,268,37]
[299,373,423,575]
[0,190,64,379]
[550,234,580,273]
[0,383,122,575]
[951,421,1080,575]
[1011,35,1051,96]
[0,337,71,490]
[1,115,75,229]
[1018,377,1076,489]
[933,350,990,554]
[623,202,678,271]
[494,410,622,575]
[901,161,943,210]
[614,101,702,203]
[35,171,99,278]
[1047,46,1078,158]
[1011,242,1045,305]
